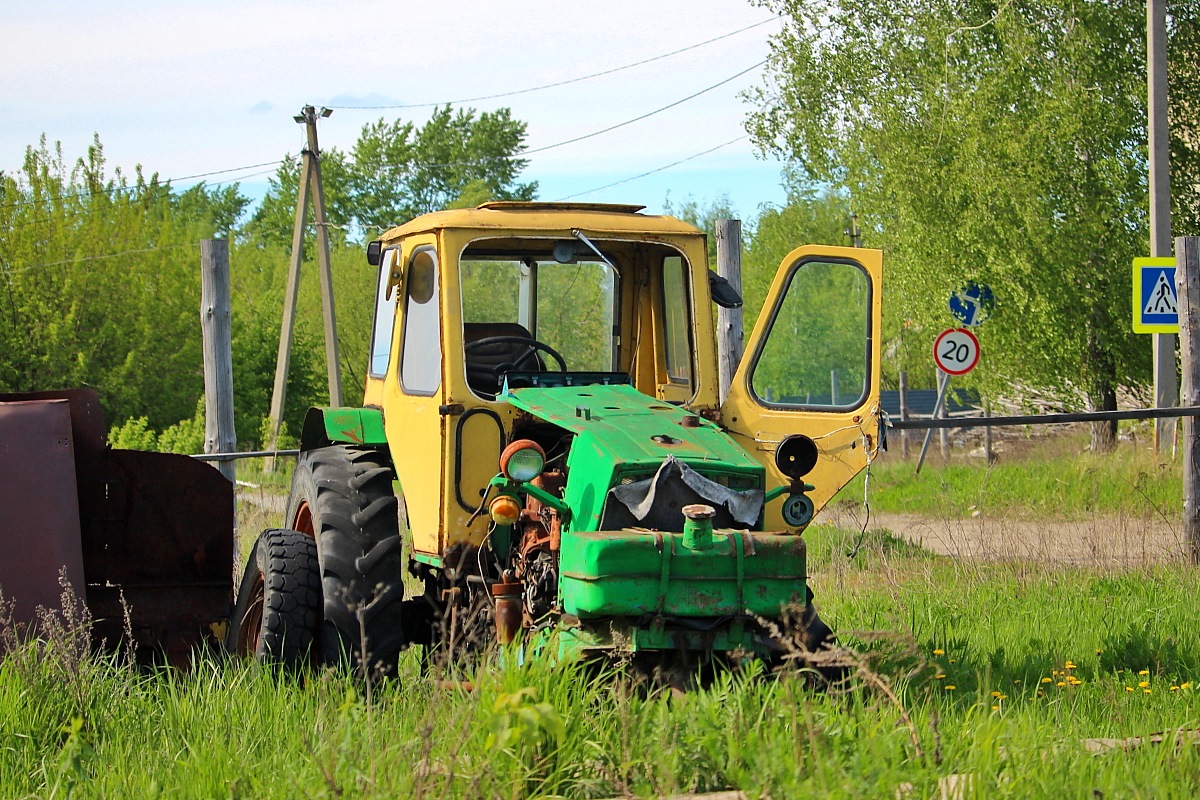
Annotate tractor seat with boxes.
[463,322,545,397]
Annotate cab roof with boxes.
[379,201,705,241]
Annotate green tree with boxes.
[746,0,1200,449]
[247,106,536,246]
[0,136,233,428]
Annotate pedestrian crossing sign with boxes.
[1133,257,1178,334]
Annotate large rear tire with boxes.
[287,445,406,678]
[227,528,322,670]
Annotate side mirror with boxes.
[708,270,743,309]
[366,240,382,266]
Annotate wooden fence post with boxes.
[201,239,236,483]
[716,219,743,404]
[201,238,238,569]
[1176,235,1200,563]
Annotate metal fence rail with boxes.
[890,405,1200,430]
[191,449,300,462]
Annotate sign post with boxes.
[917,328,981,474]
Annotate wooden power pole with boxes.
[1177,236,1200,563]
[1149,0,1176,453]
[265,105,343,465]
[716,219,743,404]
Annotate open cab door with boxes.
[720,245,883,530]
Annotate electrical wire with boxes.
[0,158,290,213]
[555,135,748,200]
[330,17,781,110]
[0,241,202,275]
[362,60,766,176]
[4,58,765,212]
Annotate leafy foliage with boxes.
[745,0,1200,426]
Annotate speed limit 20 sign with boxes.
[932,328,980,375]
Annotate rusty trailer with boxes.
[0,389,233,665]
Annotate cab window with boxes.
[400,248,441,395]
[459,239,618,399]
[661,255,693,389]
[749,259,870,409]
[368,247,399,378]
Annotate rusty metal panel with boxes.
[0,399,87,632]
[86,449,233,664]
[0,388,234,665]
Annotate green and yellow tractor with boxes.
[228,201,883,674]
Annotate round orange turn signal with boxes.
[489,495,522,526]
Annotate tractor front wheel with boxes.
[227,528,322,669]
[287,445,406,678]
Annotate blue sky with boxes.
[2,0,791,221]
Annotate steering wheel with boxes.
[464,335,569,376]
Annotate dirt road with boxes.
[819,505,1188,567]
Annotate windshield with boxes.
[459,239,619,399]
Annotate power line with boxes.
[1,242,202,275]
[555,136,749,201]
[362,61,767,175]
[331,18,781,110]
[0,158,289,213]
[523,63,763,156]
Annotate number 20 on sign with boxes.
[933,328,981,375]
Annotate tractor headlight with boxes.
[499,439,545,482]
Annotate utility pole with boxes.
[1149,0,1176,454]
[845,213,862,248]
[1176,236,1199,562]
[716,219,744,404]
[265,105,342,467]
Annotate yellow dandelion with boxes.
[935,673,946,680]
[949,659,958,664]
[1065,661,1077,670]
[1052,670,1060,676]
[1139,669,1150,676]
[992,691,1003,698]
[1139,681,1150,688]
[933,649,945,656]
[1182,682,1192,690]
[1095,649,1104,654]
[1125,686,1134,692]
[945,685,957,691]
[1013,679,1022,684]
[991,705,999,710]
[1171,686,1180,691]
[1068,677,1082,685]
[1037,690,1045,697]
[1041,677,1052,684]
[1056,681,1065,687]
[1144,688,1152,695]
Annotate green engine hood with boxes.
[503,384,764,532]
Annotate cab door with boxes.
[720,245,882,529]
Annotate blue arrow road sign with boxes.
[1133,258,1178,334]
[948,283,994,327]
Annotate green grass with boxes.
[839,430,1182,520]
[5,528,1200,798]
